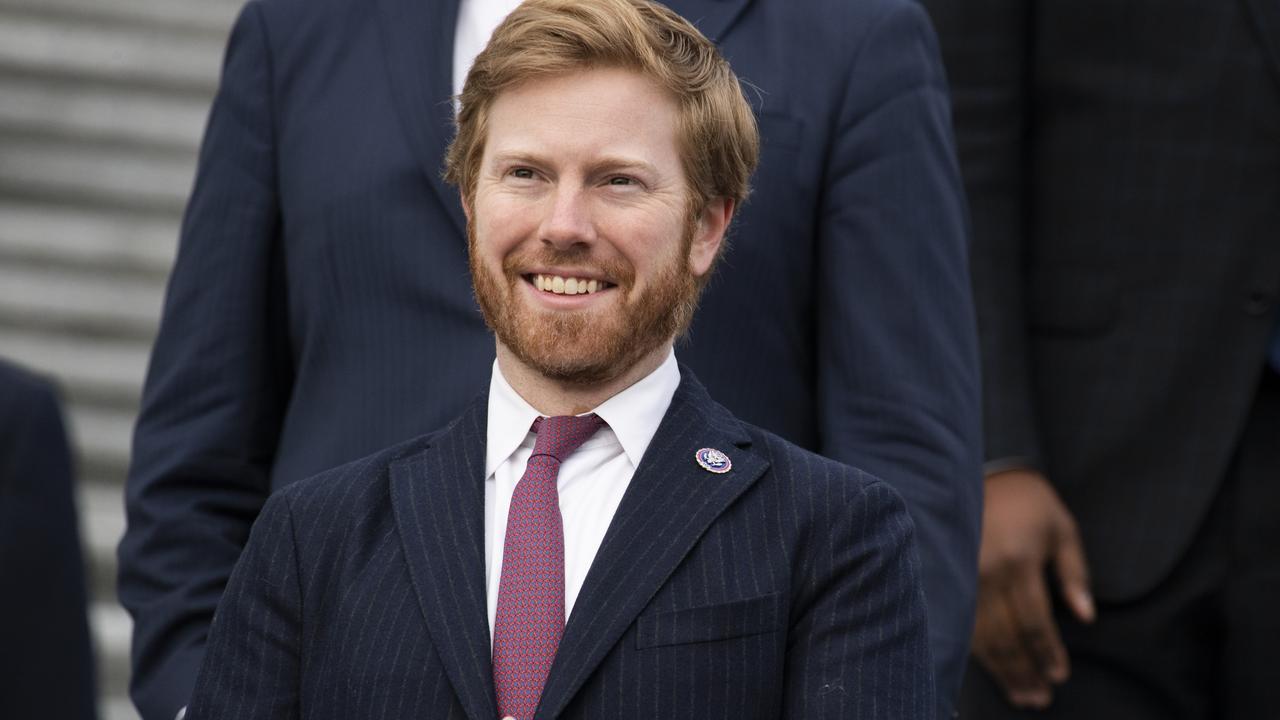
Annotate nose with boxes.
[539,185,596,250]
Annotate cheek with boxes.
[475,201,536,259]
[473,188,537,238]
[622,217,690,277]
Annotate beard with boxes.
[469,221,702,387]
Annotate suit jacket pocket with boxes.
[635,592,784,649]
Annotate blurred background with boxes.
[0,0,239,716]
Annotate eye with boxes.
[607,176,636,186]
[510,167,536,180]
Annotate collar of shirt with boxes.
[452,0,525,104]
[484,349,681,475]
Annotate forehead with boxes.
[483,67,682,166]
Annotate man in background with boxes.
[119,0,981,717]
[0,358,97,720]
[184,5,932,716]
[923,0,1280,716]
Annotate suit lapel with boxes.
[1241,0,1280,89]
[536,373,769,719]
[391,395,496,720]
[660,0,752,43]
[375,0,467,238]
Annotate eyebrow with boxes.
[488,151,660,177]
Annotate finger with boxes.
[1053,520,1096,624]
[1006,568,1070,684]
[973,590,1053,709]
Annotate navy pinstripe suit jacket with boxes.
[186,372,933,719]
[120,0,980,715]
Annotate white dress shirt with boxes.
[484,351,680,638]
[452,0,524,101]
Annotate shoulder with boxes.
[744,422,910,522]
[250,429,443,580]
[815,0,930,26]
[0,359,58,416]
[735,0,946,117]
[272,430,437,514]
[0,360,66,452]
[246,0,383,46]
[764,0,936,53]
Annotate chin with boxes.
[504,324,636,387]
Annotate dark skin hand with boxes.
[972,469,1096,709]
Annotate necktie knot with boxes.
[529,414,606,462]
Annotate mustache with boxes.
[502,246,635,287]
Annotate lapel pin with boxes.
[695,447,732,474]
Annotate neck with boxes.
[496,341,672,416]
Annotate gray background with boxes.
[0,0,239,716]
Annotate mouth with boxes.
[523,272,616,296]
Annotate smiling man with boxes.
[184,1,931,718]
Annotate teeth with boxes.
[534,274,608,296]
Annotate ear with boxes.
[687,197,735,277]
[461,192,473,223]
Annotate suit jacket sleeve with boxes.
[921,0,1040,467]
[186,491,302,720]
[116,3,291,718]
[784,479,933,719]
[813,1,983,711]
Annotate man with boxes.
[183,2,932,717]
[120,0,980,717]
[0,359,97,720]
[920,0,1280,716]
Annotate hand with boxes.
[972,469,1095,709]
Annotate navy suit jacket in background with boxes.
[186,372,933,720]
[120,0,981,717]
[922,0,1280,602]
[0,359,97,720]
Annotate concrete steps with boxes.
[0,0,240,716]
[0,3,229,92]
[0,72,211,150]
[0,0,238,35]
[0,201,177,278]
[0,134,198,214]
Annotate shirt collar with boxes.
[484,349,681,476]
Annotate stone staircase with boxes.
[0,0,239,717]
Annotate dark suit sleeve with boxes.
[116,3,291,719]
[0,363,97,720]
[784,479,933,719]
[920,0,1040,466]
[812,1,983,711]
[186,491,302,720]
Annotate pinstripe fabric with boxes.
[121,0,979,715]
[186,371,932,719]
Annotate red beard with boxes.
[469,223,700,386]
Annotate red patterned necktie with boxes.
[492,414,606,720]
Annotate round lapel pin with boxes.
[695,447,732,474]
